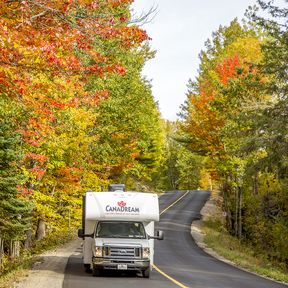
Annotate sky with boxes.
[131,0,258,120]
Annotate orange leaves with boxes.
[0,0,151,203]
[106,64,126,75]
[108,0,133,8]
[84,63,126,76]
[216,54,260,86]
[24,152,48,164]
[182,24,266,160]
[99,26,149,48]
[186,91,225,155]
[216,55,240,85]
[79,89,110,106]
[55,167,83,184]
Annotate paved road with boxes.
[63,190,287,288]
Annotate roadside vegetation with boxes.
[203,217,288,283]
[0,229,75,287]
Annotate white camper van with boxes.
[78,189,163,278]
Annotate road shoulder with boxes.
[16,238,81,288]
[191,197,235,265]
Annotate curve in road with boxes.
[63,190,287,288]
[155,190,287,288]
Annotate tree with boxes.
[179,19,266,236]
[89,47,164,188]
[246,0,288,177]
[0,0,153,245]
[175,148,203,190]
[0,97,32,260]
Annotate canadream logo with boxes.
[106,201,140,213]
[118,201,126,207]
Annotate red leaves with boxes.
[17,185,34,196]
[30,166,46,180]
[1,0,150,201]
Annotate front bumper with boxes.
[92,257,150,271]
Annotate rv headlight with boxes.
[94,246,102,257]
[143,247,150,259]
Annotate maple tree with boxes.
[178,20,265,235]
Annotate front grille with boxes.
[103,245,141,259]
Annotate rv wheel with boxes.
[84,264,91,273]
[92,267,101,277]
[142,268,150,278]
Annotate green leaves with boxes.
[0,98,32,240]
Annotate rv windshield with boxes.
[95,221,146,239]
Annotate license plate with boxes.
[117,264,128,270]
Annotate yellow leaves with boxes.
[224,36,263,64]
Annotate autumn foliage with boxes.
[179,15,288,267]
[0,0,164,267]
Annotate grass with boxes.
[0,230,76,288]
[0,258,33,288]
[202,218,288,284]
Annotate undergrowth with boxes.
[203,218,288,284]
[0,230,76,288]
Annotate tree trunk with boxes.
[36,217,46,240]
[24,229,33,249]
[222,180,232,232]
[0,237,4,269]
[238,186,242,240]
[9,240,20,258]
[234,181,238,237]
[253,173,259,195]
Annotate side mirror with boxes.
[148,230,164,240]
[78,228,93,238]
[78,228,84,238]
[156,230,164,240]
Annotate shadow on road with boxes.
[64,254,143,279]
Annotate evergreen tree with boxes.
[0,99,32,240]
[248,0,288,176]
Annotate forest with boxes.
[0,0,287,275]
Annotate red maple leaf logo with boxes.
[117,201,126,207]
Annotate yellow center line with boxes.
[153,264,189,288]
[160,190,190,215]
[153,190,190,288]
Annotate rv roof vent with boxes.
[108,184,125,192]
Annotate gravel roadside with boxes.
[191,196,235,265]
[15,238,81,288]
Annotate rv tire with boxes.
[92,267,101,277]
[142,267,150,278]
[84,264,91,273]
